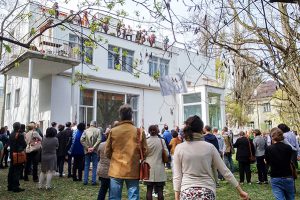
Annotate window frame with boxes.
[149,57,170,77]
[108,45,134,73]
[6,93,11,110]
[69,34,93,64]
[14,88,20,107]
[263,103,271,112]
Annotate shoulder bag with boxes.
[12,133,27,165]
[137,128,150,180]
[247,138,256,164]
[25,131,42,153]
[160,139,169,163]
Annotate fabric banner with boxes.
[159,73,188,96]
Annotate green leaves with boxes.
[3,44,11,53]
[115,63,121,71]
[153,71,160,80]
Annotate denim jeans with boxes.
[109,178,139,200]
[224,153,234,173]
[271,177,295,200]
[83,152,98,184]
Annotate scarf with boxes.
[186,132,204,141]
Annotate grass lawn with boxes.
[1,167,300,200]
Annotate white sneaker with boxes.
[152,192,158,198]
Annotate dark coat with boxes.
[56,131,68,156]
[204,133,219,151]
[9,131,27,160]
[233,136,255,162]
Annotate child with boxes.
[169,130,182,168]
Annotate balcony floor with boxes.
[1,50,80,79]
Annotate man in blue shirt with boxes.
[163,125,172,169]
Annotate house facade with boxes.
[1,2,225,132]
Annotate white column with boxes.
[93,90,97,121]
[27,59,33,124]
[70,66,75,122]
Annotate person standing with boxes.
[105,104,148,200]
[173,115,249,200]
[278,123,299,169]
[144,125,168,200]
[69,123,85,182]
[223,127,234,172]
[0,127,9,168]
[7,122,27,192]
[203,125,219,150]
[24,123,43,182]
[56,124,67,177]
[97,130,111,200]
[265,127,295,200]
[253,129,268,184]
[80,120,102,185]
[39,127,59,189]
[60,122,74,178]
[162,125,172,169]
[233,131,254,184]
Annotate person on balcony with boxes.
[102,19,109,34]
[126,25,133,41]
[121,24,127,39]
[135,30,141,44]
[116,21,122,37]
[82,11,89,27]
[148,32,156,47]
[163,36,169,51]
[52,2,59,19]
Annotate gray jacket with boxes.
[253,135,266,157]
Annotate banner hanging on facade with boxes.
[159,73,188,96]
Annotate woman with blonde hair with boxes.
[173,115,249,200]
[24,123,42,182]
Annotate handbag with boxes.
[291,162,297,179]
[137,128,150,180]
[12,133,27,165]
[247,138,256,164]
[160,139,168,163]
[25,131,41,153]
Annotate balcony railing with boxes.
[2,34,80,69]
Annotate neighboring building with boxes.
[0,2,225,132]
[246,80,277,131]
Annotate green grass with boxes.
[0,167,300,200]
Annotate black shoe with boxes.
[13,188,25,193]
[68,174,72,178]
[33,179,39,183]
[7,188,12,191]
[59,174,63,178]
[23,178,29,181]
[73,178,79,181]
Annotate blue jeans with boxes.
[224,153,234,173]
[83,152,98,184]
[109,178,139,200]
[271,177,295,200]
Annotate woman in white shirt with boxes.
[173,115,249,200]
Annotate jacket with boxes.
[9,131,27,160]
[56,131,69,156]
[253,135,266,157]
[204,133,219,151]
[233,136,255,162]
[105,120,148,179]
[80,126,102,154]
[215,133,225,153]
[69,130,84,156]
[61,127,73,152]
[223,132,233,154]
[144,136,168,182]
[97,142,110,179]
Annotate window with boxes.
[149,57,169,77]
[0,88,3,97]
[246,105,254,115]
[183,92,202,121]
[15,89,20,107]
[248,121,255,129]
[122,49,134,73]
[69,34,93,64]
[265,120,272,130]
[108,45,134,72]
[149,57,159,76]
[159,59,169,76]
[79,89,94,123]
[6,93,11,109]
[263,103,271,112]
[127,94,138,126]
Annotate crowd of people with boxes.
[0,103,299,200]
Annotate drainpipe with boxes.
[27,59,33,123]
[1,74,7,126]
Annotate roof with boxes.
[252,80,277,99]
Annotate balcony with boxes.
[1,34,80,79]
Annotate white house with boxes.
[0,2,225,132]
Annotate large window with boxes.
[15,89,20,107]
[149,57,169,77]
[265,120,272,130]
[79,89,94,123]
[183,93,202,121]
[208,93,221,129]
[108,45,134,72]
[263,103,271,112]
[6,93,11,110]
[69,34,93,64]
[80,89,139,128]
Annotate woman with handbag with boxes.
[144,125,168,200]
[24,123,42,182]
[173,116,249,200]
[233,131,255,184]
[265,127,295,200]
